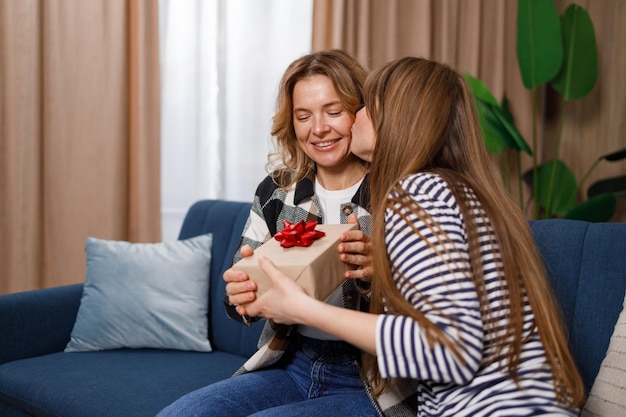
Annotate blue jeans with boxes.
[156,335,379,417]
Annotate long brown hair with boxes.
[363,57,584,407]
[268,49,367,188]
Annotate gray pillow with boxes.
[65,234,213,352]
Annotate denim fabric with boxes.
[155,336,378,417]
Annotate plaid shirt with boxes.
[227,170,417,416]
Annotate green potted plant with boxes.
[465,0,625,221]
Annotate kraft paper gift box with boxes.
[233,222,358,301]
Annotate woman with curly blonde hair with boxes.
[157,49,381,417]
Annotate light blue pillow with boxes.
[65,234,213,352]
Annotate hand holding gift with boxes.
[338,213,373,281]
[245,255,314,325]
[223,245,257,307]
[225,215,373,318]
[233,221,358,301]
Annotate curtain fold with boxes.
[128,0,161,242]
[312,0,625,221]
[0,0,160,294]
[0,0,44,294]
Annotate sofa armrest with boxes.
[0,284,83,365]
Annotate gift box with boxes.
[233,222,358,301]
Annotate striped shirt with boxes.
[376,173,578,416]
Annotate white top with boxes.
[297,177,363,340]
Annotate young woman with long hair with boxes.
[245,56,585,416]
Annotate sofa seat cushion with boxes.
[0,349,247,417]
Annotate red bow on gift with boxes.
[274,220,326,248]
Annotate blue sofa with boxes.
[0,199,624,416]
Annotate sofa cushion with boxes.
[0,349,247,417]
[178,200,266,357]
[530,219,626,393]
[65,234,213,352]
[580,290,626,417]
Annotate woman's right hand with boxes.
[223,245,257,311]
[338,214,373,281]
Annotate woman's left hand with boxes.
[244,256,315,325]
[337,214,373,281]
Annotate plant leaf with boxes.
[463,73,500,106]
[464,75,531,155]
[532,160,578,216]
[517,0,563,89]
[475,99,514,153]
[500,95,515,124]
[551,4,598,100]
[587,175,626,199]
[492,102,532,155]
[601,147,626,162]
[563,193,616,222]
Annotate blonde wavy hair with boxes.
[267,49,367,188]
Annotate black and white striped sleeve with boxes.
[375,174,485,385]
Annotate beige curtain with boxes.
[312,0,626,221]
[0,0,160,294]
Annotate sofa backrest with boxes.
[530,219,626,393]
[178,200,264,358]
[178,200,626,392]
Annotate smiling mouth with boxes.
[314,140,339,148]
